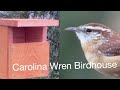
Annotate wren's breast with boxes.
[80,41,103,63]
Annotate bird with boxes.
[65,23,120,79]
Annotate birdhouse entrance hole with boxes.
[11,27,47,43]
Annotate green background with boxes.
[59,11,120,79]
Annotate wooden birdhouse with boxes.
[0,19,59,79]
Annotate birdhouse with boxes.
[0,19,59,79]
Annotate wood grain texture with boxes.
[0,26,8,78]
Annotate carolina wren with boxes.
[65,23,120,79]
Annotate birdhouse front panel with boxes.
[9,42,49,79]
[9,26,49,79]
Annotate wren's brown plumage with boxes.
[65,23,120,79]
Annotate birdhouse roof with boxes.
[0,19,59,27]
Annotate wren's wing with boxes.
[98,32,120,56]
[99,43,120,56]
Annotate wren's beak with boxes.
[65,27,79,31]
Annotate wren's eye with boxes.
[86,29,92,32]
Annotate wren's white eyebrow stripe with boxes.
[79,26,111,32]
